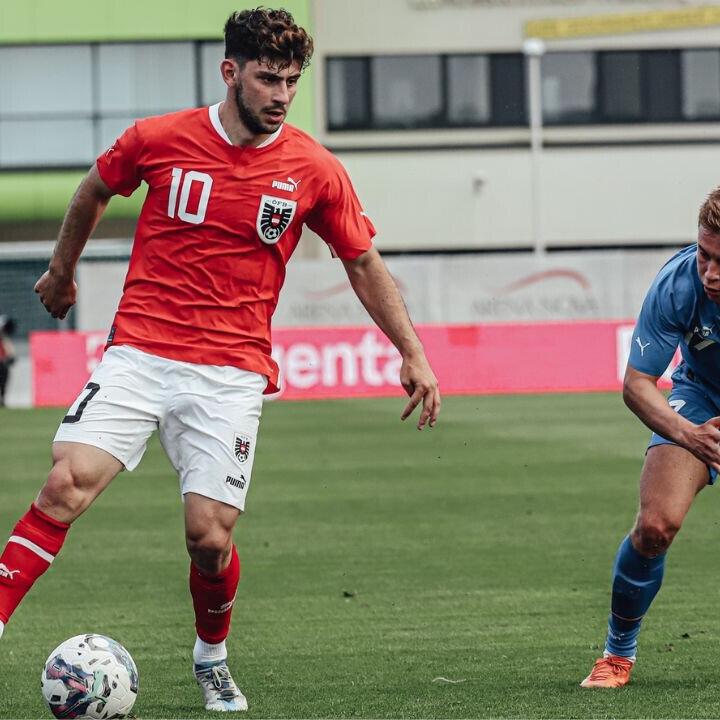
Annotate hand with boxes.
[399,353,441,430]
[685,416,720,472]
[34,269,77,319]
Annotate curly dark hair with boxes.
[224,7,314,71]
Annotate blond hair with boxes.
[699,187,720,234]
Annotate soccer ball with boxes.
[41,634,139,719]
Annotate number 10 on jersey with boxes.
[167,168,213,225]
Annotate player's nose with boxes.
[705,260,720,281]
[273,82,290,104]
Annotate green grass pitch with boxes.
[2,393,720,719]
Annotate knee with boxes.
[631,515,681,556]
[186,530,232,575]
[37,461,92,522]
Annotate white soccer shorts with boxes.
[54,345,267,511]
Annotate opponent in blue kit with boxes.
[582,189,720,688]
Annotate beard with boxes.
[235,83,283,136]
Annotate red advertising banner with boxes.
[31,331,108,408]
[30,321,678,407]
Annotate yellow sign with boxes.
[525,5,720,39]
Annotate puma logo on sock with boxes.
[0,564,20,580]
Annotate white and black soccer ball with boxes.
[41,634,139,719]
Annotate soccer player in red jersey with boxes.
[0,8,440,712]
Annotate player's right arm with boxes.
[623,366,720,472]
[35,165,115,319]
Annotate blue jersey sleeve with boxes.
[628,274,685,377]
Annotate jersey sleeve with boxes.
[628,274,685,376]
[305,156,375,260]
[96,123,144,197]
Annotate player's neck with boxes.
[218,100,276,148]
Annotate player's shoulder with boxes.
[134,107,208,141]
[282,123,325,152]
[649,243,701,314]
[655,244,698,287]
[283,123,342,171]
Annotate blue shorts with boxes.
[648,364,719,483]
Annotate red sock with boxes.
[190,545,240,644]
[0,504,70,624]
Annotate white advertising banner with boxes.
[77,248,678,331]
[271,248,676,326]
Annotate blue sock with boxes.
[605,534,665,658]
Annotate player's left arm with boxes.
[341,247,440,429]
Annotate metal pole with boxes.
[523,38,546,256]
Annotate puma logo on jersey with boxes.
[635,337,650,356]
[271,177,301,192]
[0,563,20,580]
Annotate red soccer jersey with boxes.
[96,104,375,393]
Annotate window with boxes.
[325,52,524,131]
[327,58,369,130]
[371,55,443,129]
[596,50,683,123]
[447,55,490,125]
[0,46,94,167]
[0,120,95,166]
[0,45,93,115]
[542,52,595,124]
[599,52,642,121]
[539,49,708,125]
[682,49,720,119]
[489,54,525,126]
[98,43,197,115]
[0,41,221,169]
[643,50,681,122]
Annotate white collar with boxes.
[209,102,283,148]
[257,123,284,147]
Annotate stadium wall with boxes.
[314,0,720,251]
[337,145,720,251]
[313,0,716,56]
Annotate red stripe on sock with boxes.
[0,504,70,624]
[190,545,241,644]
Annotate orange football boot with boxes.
[580,654,634,688]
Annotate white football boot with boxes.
[194,660,248,712]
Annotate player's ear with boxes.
[220,58,239,87]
